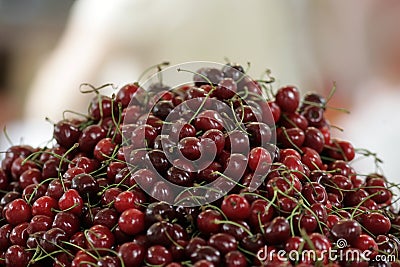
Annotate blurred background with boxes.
[1,0,400,181]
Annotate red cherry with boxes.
[331,219,361,243]
[249,199,274,230]
[118,242,145,266]
[302,182,328,205]
[53,121,81,148]
[275,86,300,113]
[224,250,247,267]
[146,245,173,266]
[5,245,31,267]
[71,250,97,267]
[248,147,272,173]
[197,209,223,235]
[116,83,141,107]
[194,110,225,132]
[352,234,378,259]
[114,191,143,213]
[118,208,145,235]
[221,194,250,221]
[361,213,391,235]
[19,169,42,189]
[5,198,32,225]
[58,189,84,215]
[263,217,290,245]
[279,112,308,130]
[94,138,117,161]
[32,196,58,217]
[208,233,238,255]
[11,157,38,181]
[86,224,115,252]
[277,127,305,149]
[78,125,107,153]
[52,211,80,237]
[301,147,323,171]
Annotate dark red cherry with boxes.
[118,242,145,266]
[118,208,145,235]
[86,224,115,252]
[277,127,305,149]
[94,138,117,161]
[275,86,300,113]
[194,110,224,132]
[5,198,31,226]
[190,246,221,265]
[331,219,361,243]
[53,121,81,148]
[89,95,118,121]
[116,83,141,107]
[221,194,250,221]
[301,105,326,128]
[5,245,31,267]
[263,216,290,245]
[146,245,173,266]
[208,233,238,255]
[78,125,107,153]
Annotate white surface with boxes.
[0,120,54,153]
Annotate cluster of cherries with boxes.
[0,62,399,267]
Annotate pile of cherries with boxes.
[0,62,399,267]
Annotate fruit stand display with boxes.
[0,62,398,267]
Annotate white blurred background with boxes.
[1,0,400,182]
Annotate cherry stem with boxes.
[137,61,170,83]
[2,126,13,146]
[280,127,303,154]
[79,83,117,94]
[62,110,91,120]
[214,219,253,236]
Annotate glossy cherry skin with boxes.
[118,208,145,235]
[10,157,38,181]
[221,194,250,221]
[40,227,68,253]
[146,245,173,266]
[53,121,81,148]
[116,82,141,107]
[361,213,391,235]
[27,215,52,234]
[5,198,31,226]
[5,245,31,267]
[331,219,361,243]
[248,147,272,174]
[71,173,99,198]
[118,242,145,266]
[208,233,238,255]
[9,222,29,246]
[190,246,221,265]
[94,138,117,161]
[197,209,223,235]
[249,199,274,230]
[19,168,42,190]
[194,110,225,132]
[52,211,80,237]
[78,125,107,153]
[97,256,121,267]
[263,216,290,245]
[71,250,97,267]
[302,182,328,205]
[301,105,326,128]
[89,95,118,121]
[86,224,115,252]
[275,86,300,113]
[58,189,84,216]
[277,127,305,149]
